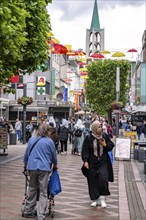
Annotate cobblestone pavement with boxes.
[0,143,146,220]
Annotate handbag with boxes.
[48,170,62,196]
[81,165,89,178]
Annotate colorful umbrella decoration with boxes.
[49,38,60,45]
[76,51,86,56]
[47,31,54,37]
[52,43,68,54]
[65,45,72,51]
[90,53,104,58]
[66,51,77,56]
[111,52,125,57]
[127,48,138,53]
[77,57,86,61]
[79,67,88,72]
[100,50,111,54]
[78,62,87,66]
[80,72,88,76]
[127,48,138,58]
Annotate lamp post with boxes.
[23,83,27,144]
[116,67,120,137]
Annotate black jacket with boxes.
[58,125,69,141]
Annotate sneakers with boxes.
[100,196,107,208]
[91,197,107,208]
[91,201,98,207]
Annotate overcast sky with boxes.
[47,0,146,53]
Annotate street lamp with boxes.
[116,67,120,137]
[22,83,27,144]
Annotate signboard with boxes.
[115,138,131,160]
[64,88,68,101]
[37,101,46,107]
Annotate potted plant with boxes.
[17,96,33,105]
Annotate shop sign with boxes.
[37,101,46,107]
[47,101,56,107]
[9,100,17,105]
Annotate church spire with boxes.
[90,0,100,31]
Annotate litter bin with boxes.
[10,133,17,145]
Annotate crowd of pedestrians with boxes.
[20,114,117,219]
[0,113,146,220]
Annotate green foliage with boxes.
[17,96,33,105]
[0,0,52,88]
[17,0,51,73]
[0,0,29,85]
[85,59,130,114]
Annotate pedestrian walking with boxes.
[74,119,85,155]
[15,119,22,141]
[84,117,91,136]
[48,116,56,128]
[81,120,115,208]
[58,119,69,155]
[69,118,75,144]
[23,123,58,219]
[136,123,141,140]
[26,121,34,142]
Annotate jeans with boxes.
[16,130,21,141]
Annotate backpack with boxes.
[74,128,82,137]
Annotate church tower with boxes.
[86,0,104,57]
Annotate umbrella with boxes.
[77,57,86,61]
[80,75,88,79]
[111,52,125,57]
[75,110,90,115]
[100,50,111,54]
[49,38,60,45]
[76,51,86,56]
[127,48,138,58]
[90,53,104,58]
[52,43,68,54]
[65,45,72,51]
[79,67,88,72]
[80,72,88,76]
[66,51,77,56]
[47,31,54,37]
[78,62,87,66]
[127,48,138,52]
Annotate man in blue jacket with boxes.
[23,123,58,220]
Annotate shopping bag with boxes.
[48,170,62,196]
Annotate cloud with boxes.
[47,0,146,51]
[48,0,145,21]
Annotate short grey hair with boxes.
[36,123,51,137]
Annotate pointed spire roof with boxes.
[90,0,100,31]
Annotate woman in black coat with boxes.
[81,120,115,208]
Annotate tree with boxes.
[85,59,130,120]
[0,0,52,88]
[0,0,28,86]
[17,0,52,73]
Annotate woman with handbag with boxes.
[81,120,115,208]
[23,124,58,220]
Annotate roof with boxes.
[90,0,101,31]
